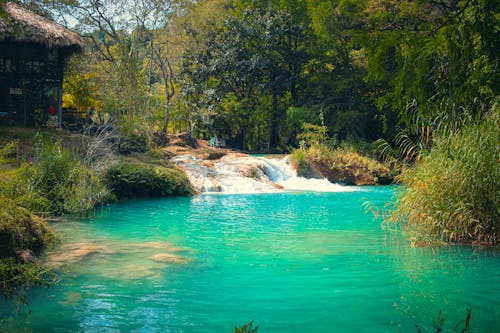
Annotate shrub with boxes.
[0,258,58,308]
[292,144,393,185]
[0,139,109,215]
[0,140,18,165]
[393,111,499,246]
[115,121,152,154]
[0,199,57,308]
[0,164,51,214]
[0,198,55,258]
[290,149,316,178]
[104,162,193,199]
[297,123,329,148]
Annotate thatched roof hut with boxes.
[0,2,83,52]
[0,2,84,127]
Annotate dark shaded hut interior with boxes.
[0,2,83,127]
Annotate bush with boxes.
[104,162,193,199]
[292,144,393,185]
[0,198,55,258]
[290,149,318,178]
[0,258,58,308]
[394,111,499,246]
[0,139,109,215]
[0,198,57,307]
[115,122,152,154]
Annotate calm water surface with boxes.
[1,187,499,332]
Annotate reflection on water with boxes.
[0,189,498,333]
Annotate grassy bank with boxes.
[0,198,57,306]
[0,127,193,305]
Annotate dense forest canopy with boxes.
[1,0,498,151]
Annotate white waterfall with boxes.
[173,154,356,194]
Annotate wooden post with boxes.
[57,85,62,128]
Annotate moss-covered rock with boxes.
[103,162,193,199]
[0,198,55,259]
[291,145,394,185]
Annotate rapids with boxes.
[173,154,356,194]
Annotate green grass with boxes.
[0,138,109,215]
[393,110,499,246]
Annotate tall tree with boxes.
[181,5,309,149]
[360,0,499,122]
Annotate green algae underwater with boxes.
[1,187,498,332]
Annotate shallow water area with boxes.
[0,187,499,332]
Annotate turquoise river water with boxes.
[1,187,499,332]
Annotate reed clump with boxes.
[393,110,499,246]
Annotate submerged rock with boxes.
[135,241,191,253]
[150,253,191,264]
[117,264,158,280]
[45,243,108,267]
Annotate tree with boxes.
[181,5,309,149]
[360,0,499,122]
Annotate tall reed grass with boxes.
[393,110,499,245]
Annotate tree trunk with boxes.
[269,93,279,148]
[162,103,170,134]
[161,62,175,134]
[290,78,297,104]
[162,79,171,134]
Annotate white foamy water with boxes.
[173,154,356,194]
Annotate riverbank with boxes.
[0,126,396,305]
[0,127,196,303]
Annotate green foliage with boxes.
[362,0,498,121]
[393,110,499,246]
[0,140,17,165]
[103,162,193,199]
[290,149,311,176]
[181,5,310,149]
[0,163,52,214]
[292,143,393,185]
[0,198,55,258]
[0,198,57,309]
[234,321,258,333]
[0,258,59,309]
[116,122,152,154]
[0,137,108,215]
[282,107,318,145]
[63,57,102,113]
[296,122,329,148]
[312,144,392,185]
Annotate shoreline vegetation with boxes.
[0,0,498,326]
[0,124,397,304]
[1,104,499,306]
[0,126,196,304]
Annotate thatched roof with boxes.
[0,2,83,52]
